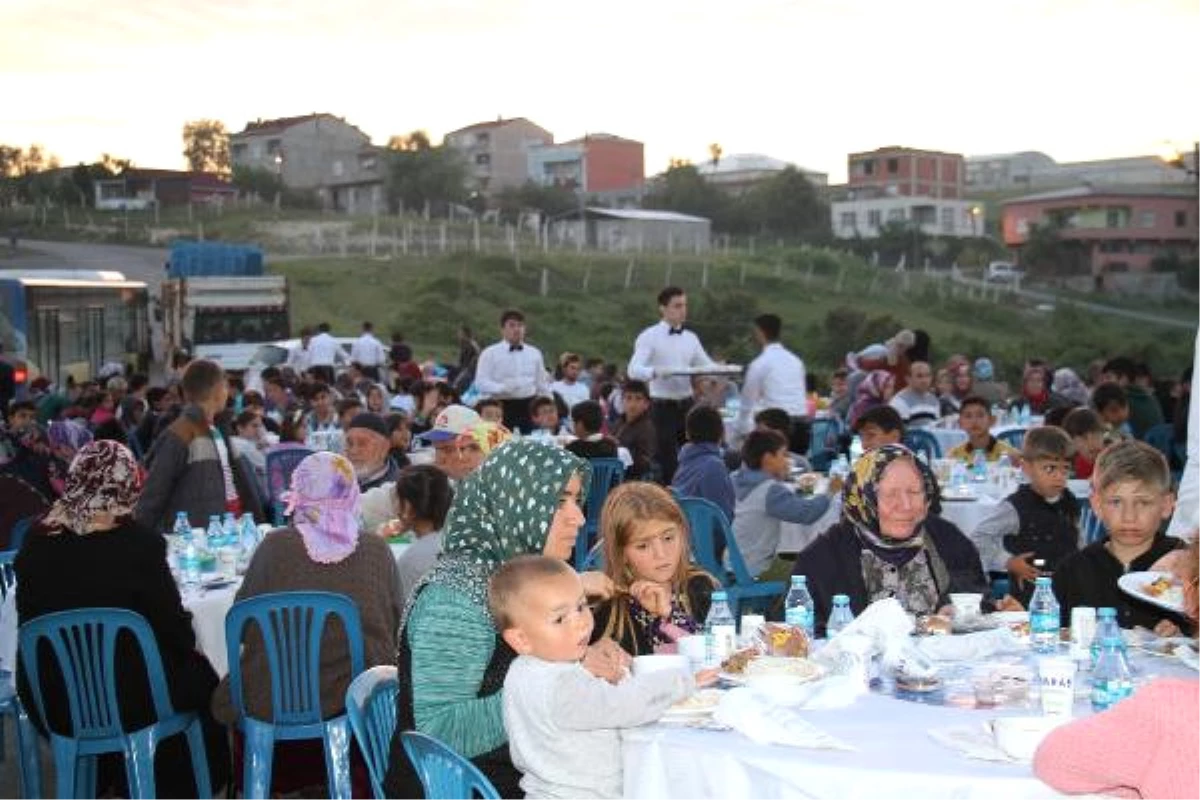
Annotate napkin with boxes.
[927,724,1018,763]
[713,688,854,750]
[916,627,1025,662]
[814,598,913,669]
[748,673,864,710]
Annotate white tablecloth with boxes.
[184,578,242,677]
[940,495,1003,538]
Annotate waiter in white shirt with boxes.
[627,286,714,483]
[349,321,388,381]
[286,327,313,375]
[737,313,809,452]
[474,309,550,434]
[307,322,346,385]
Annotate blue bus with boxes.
[0,270,151,394]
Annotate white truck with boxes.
[159,243,290,372]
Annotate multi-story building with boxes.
[696,153,828,194]
[967,152,1192,191]
[228,113,384,212]
[847,146,964,199]
[93,169,236,209]
[1001,185,1198,274]
[527,133,645,205]
[444,117,553,196]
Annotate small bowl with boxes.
[631,654,688,677]
[991,715,1063,761]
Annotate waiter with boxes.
[474,309,549,434]
[627,286,714,483]
[349,321,388,382]
[737,313,809,453]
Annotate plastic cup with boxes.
[740,614,766,643]
[1069,607,1097,661]
[1037,657,1077,718]
[677,635,708,670]
[950,593,983,620]
[216,547,239,579]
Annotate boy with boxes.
[1052,440,1187,632]
[1091,382,1133,443]
[756,407,812,472]
[304,382,344,453]
[528,396,567,437]
[612,379,657,481]
[731,429,834,581]
[672,405,736,522]
[969,427,1080,605]
[565,400,621,461]
[852,405,904,451]
[474,397,504,426]
[492,556,706,800]
[947,395,1020,464]
[1061,407,1106,479]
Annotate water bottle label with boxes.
[711,624,736,663]
[785,607,813,634]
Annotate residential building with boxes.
[830,193,981,239]
[550,207,710,252]
[228,113,384,212]
[527,133,645,206]
[696,153,828,194]
[94,169,236,210]
[847,146,964,199]
[444,117,553,196]
[966,151,1058,190]
[1001,185,1199,274]
[967,151,1191,191]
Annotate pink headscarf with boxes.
[284,452,361,564]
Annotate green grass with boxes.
[272,247,1198,387]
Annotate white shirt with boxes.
[308,332,346,367]
[736,342,807,432]
[286,342,310,373]
[627,321,714,400]
[349,332,387,367]
[889,388,942,427]
[474,340,550,400]
[550,379,590,409]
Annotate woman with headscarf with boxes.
[210,451,402,794]
[1051,367,1090,408]
[1012,365,1053,414]
[939,362,974,417]
[15,440,230,796]
[790,445,991,635]
[45,418,93,496]
[383,438,625,798]
[848,369,895,429]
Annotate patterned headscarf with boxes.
[455,421,512,455]
[410,439,590,612]
[841,444,938,549]
[284,451,362,564]
[48,419,93,456]
[1051,367,1089,406]
[42,440,141,535]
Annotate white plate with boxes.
[940,492,978,502]
[1118,571,1185,613]
[662,688,722,718]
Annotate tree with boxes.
[182,120,231,175]
[643,163,729,224]
[231,165,282,199]
[739,167,829,241]
[383,137,468,216]
[387,130,432,152]
[494,181,579,223]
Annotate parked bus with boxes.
[0,270,151,396]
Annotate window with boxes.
[859,159,875,176]
[1138,210,1156,228]
[1176,210,1188,227]
[839,211,857,229]
[887,208,906,222]
[266,139,282,156]
[475,153,491,166]
[359,154,377,172]
[867,209,882,227]
[887,158,899,174]
[940,207,956,233]
[231,143,247,160]
[1105,209,1122,228]
[332,160,343,178]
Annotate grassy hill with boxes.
[272,247,1198,388]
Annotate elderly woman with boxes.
[15,440,229,796]
[1034,539,1199,798]
[791,445,990,635]
[211,451,401,794]
[383,439,623,797]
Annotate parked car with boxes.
[985,261,1025,283]
[243,337,356,393]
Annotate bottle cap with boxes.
[832,594,849,605]
[1097,607,1117,618]
[792,574,807,586]
[712,590,727,601]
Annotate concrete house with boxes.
[444,117,553,196]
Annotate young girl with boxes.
[591,482,719,655]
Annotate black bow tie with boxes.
[509,344,524,352]
[668,327,684,336]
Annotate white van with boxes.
[985,262,1025,283]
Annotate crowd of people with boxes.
[0,286,1196,799]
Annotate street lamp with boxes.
[273,153,283,211]
[969,205,982,237]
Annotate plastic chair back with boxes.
[901,428,943,460]
[1079,504,1107,546]
[0,549,15,602]
[577,458,624,570]
[8,516,36,555]
[996,428,1026,450]
[19,607,210,798]
[678,495,785,616]
[345,666,398,799]
[265,446,315,522]
[401,730,500,799]
[808,417,844,473]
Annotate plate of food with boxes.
[670,364,744,376]
[940,489,978,502]
[1118,571,1185,614]
[662,688,723,719]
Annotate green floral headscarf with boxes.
[841,444,937,549]
[413,438,591,610]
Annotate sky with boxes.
[5,0,1199,183]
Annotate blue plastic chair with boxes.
[265,447,315,526]
[807,417,844,473]
[1079,504,1107,546]
[344,666,398,800]
[8,515,36,554]
[996,428,1026,450]
[901,428,943,460]
[400,730,500,800]
[0,549,42,799]
[18,608,212,799]
[225,591,364,800]
[677,495,786,617]
[577,458,624,570]
[1142,423,1184,482]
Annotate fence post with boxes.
[701,260,709,289]
[440,222,447,254]
[739,262,746,286]
[473,217,481,252]
[370,216,379,257]
[540,267,549,297]
[624,260,635,290]
[582,265,591,292]
[835,266,846,293]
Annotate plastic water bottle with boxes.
[222,512,238,548]
[849,434,864,463]
[1029,576,1061,654]
[950,461,969,491]
[826,594,854,638]
[180,537,202,588]
[1019,403,1032,426]
[1090,636,1134,711]
[240,513,259,550]
[784,575,815,639]
[971,449,988,482]
[172,511,192,542]
[205,514,223,550]
[1090,607,1126,667]
[704,590,737,666]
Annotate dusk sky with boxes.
[6,0,1198,182]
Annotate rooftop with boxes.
[582,207,709,223]
[1004,184,1199,204]
[232,113,339,136]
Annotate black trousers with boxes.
[501,396,535,435]
[652,397,692,484]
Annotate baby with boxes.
[491,555,713,799]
